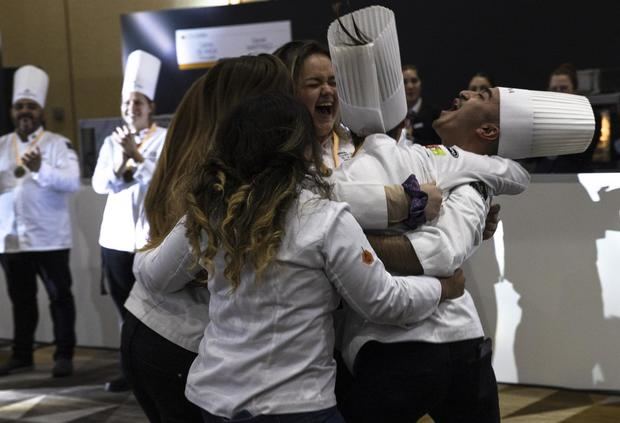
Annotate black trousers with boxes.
[101,247,136,319]
[201,406,344,423]
[121,311,203,423]
[0,250,76,361]
[337,337,500,423]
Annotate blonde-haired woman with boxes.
[140,93,464,422]
[122,54,294,422]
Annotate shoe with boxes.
[52,358,73,378]
[104,375,130,392]
[0,357,34,376]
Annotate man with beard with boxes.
[0,65,80,378]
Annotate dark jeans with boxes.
[338,337,500,423]
[201,406,344,423]
[121,311,203,423]
[0,250,76,361]
[101,247,135,319]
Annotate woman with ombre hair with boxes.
[121,54,294,423]
[143,54,294,248]
[139,92,463,422]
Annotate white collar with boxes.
[16,126,44,143]
[410,98,422,114]
[359,133,397,152]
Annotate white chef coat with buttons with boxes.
[91,125,166,252]
[0,127,80,253]
[329,133,530,370]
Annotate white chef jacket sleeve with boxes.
[33,138,80,192]
[405,184,488,277]
[0,170,16,194]
[430,145,530,195]
[331,181,389,230]
[323,203,441,326]
[133,216,202,294]
[91,135,134,194]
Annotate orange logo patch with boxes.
[361,248,374,265]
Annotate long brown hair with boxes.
[144,54,293,249]
[185,93,331,289]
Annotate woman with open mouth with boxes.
[274,40,355,170]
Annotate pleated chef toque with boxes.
[122,50,162,101]
[13,65,49,107]
[498,87,595,159]
[327,5,407,136]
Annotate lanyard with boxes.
[135,123,157,151]
[124,123,157,169]
[331,131,340,168]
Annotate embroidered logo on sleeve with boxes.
[361,247,374,265]
[425,145,445,156]
[447,146,459,158]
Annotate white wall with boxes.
[464,173,620,391]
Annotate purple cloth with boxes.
[401,174,428,229]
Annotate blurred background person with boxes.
[548,62,578,93]
[0,65,80,378]
[402,64,441,145]
[468,71,495,92]
[529,63,597,173]
[91,50,166,392]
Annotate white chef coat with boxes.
[128,216,210,353]
[329,133,531,370]
[136,190,442,418]
[91,125,166,252]
[0,127,80,253]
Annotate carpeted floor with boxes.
[0,345,145,422]
[1,344,619,422]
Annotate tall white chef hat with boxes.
[327,5,406,136]
[498,87,595,159]
[122,50,162,102]
[12,65,49,107]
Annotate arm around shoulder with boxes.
[434,146,530,195]
[133,216,202,294]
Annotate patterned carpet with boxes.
[0,345,146,422]
[1,344,619,422]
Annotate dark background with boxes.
[120,0,620,114]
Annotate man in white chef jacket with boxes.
[326,6,594,423]
[92,50,166,392]
[0,65,80,378]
